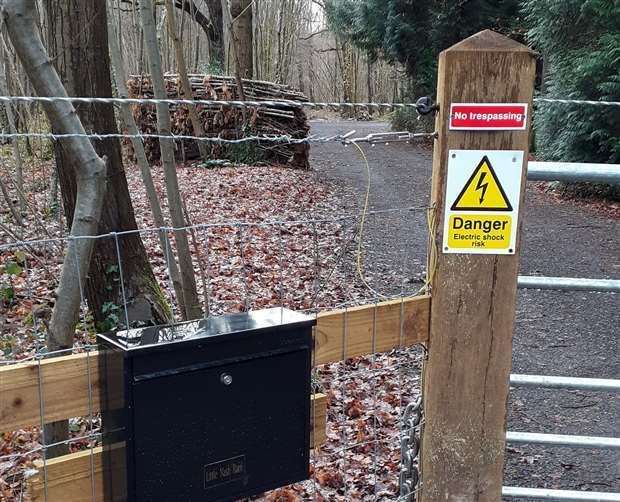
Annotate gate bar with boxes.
[503,486,620,501]
[518,276,620,293]
[506,431,620,449]
[510,374,620,392]
[527,161,620,184]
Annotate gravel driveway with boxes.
[309,120,619,498]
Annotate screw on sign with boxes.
[442,150,525,254]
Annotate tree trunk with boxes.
[140,0,202,320]
[366,56,373,102]
[221,0,247,102]
[203,0,225,67]
[0,51,25,215]
[164,0,209,160]
[3,0,107,458]
[228,0,253,78]
[43,0,170,329]
[107,13,187,316]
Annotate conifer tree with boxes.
[524,0,620,163]
[325,0,520,95]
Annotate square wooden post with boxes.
[420,30,536,501]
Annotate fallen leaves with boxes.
[315,468,344,489]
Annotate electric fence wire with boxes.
[1,94,618,108]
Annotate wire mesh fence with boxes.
[0,121,430,501]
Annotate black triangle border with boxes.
[450,155,513,211]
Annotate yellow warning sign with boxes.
[450,156,512,211]
[443,150,524,255]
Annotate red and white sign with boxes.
[449,103,528,131]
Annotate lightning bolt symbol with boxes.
[475,171,489,204]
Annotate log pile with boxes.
[126,75,310,169]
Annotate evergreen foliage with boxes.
[325,0,521,95]
[524,0,620,163]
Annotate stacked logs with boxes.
[126,74,310,169]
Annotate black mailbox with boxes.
[97,308,315,502]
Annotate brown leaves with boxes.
[315,468,344,489]
[345,399,363,419]
[1,158,422,501]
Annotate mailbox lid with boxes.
[97,308,315,353]
[130,347,311,501]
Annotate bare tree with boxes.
[107,12,187,315]
[119,0,224,67]
[220,0,247,103]
[228,0,252,78]
[164,0,209,160]
[2,0,107,457]
[139,0,202,320]
[0,51,25,215]
[43,0,171,329]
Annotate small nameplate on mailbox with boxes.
[204,455,246,488]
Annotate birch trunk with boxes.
[107,13,187,316]
[139,0,202,320]
[164,0,209,160]
[2,0,106,457]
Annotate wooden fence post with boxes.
[421,30,536,501]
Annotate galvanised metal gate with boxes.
[504,161,620,501]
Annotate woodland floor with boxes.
[0,119,618,501]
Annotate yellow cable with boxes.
[350,140,437,299]
[423,204,438,295]
[350,141,389,300]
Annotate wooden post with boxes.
[421,30,536,501]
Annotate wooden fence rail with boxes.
[0,295,429,433]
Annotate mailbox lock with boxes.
[220,372,233,386]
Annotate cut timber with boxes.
[314,295,430,365]
[28,447,104,502]
[1,298,429,432]
[310,392,327,447]
[27,394,327,502]
[127,74,311,168]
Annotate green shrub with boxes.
[389,108,434,134]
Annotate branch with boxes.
[300,28,328,40]
[118,0,216,40]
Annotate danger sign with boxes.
[450,103,528,130]
[443,150,525,254]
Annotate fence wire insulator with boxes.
[415,96,439,116]
[400,397,422,501]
